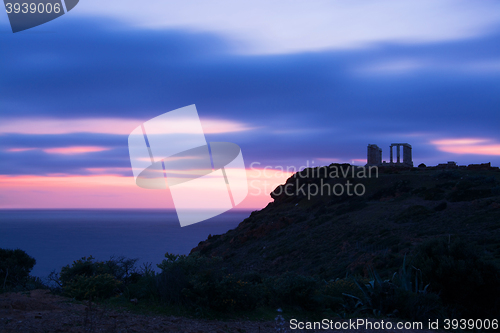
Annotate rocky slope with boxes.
[191,164,500,279]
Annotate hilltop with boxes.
[2,163,500,327]
[192,163,500,279]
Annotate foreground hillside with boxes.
[192,164,500,278]
[0,289,276,333]
[0,290,446,333]
[3,163,499,327]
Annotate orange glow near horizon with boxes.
[0,174,172,209]
[0,167,292,209]
[431,138,500,156]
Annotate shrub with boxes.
[122,262,157,301]
[63,273,121,301]
[103,256,139,284]
[321,278,364,312]
[323,278,363,299]
[390,289,443,321]
[155,264,192,305]
[0,248,36,291]
[265,272,319,310]
[60,256,105,282]
[59,256,138,285]
[339,258,445,321]
[25,276,48,291]
[156,253,222,306]
[185,273,262,311]
[346,268,399,316]
[411,237,500,318]
[156,253,264,312]
[58,256,135,300]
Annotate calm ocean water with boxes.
[0,209,252,279]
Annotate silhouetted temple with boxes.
[366,144,499,170]
[367,144,382,166]
[366,143,413,167]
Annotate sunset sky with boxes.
[1,0,500,209]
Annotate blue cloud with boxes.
[0,133,125,149]
[1,18,500,175]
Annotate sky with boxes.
[1,0,500,209]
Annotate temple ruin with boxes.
[366,143,413,167]
[367,144,382,166]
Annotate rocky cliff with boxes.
[191,164,500,279]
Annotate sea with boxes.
[0,209,252,279]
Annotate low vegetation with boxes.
[2,165,500,324]
[0,248,45,292]
[2,235,491,323]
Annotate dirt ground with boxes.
[0,290,441,333]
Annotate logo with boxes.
[4,0,79,33]
[128,105,249,227]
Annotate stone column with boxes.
[397,145,400,163]
[406,146,412,166]
[390,145,393,163]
